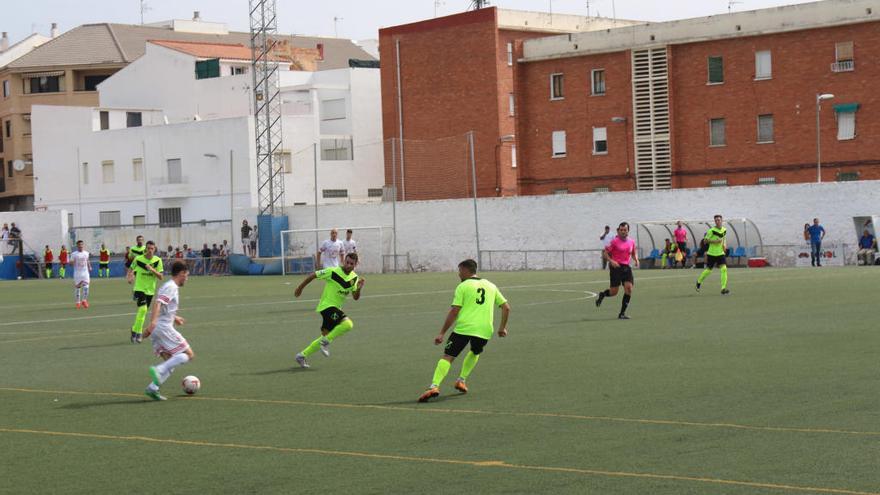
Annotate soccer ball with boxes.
[182,375,201,395]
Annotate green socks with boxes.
[45,269,51,278]
[698,268,711,284]
[459,351,480,380]
[431,359,451,387]
[302,319,355,357]
[720,265,728,289]
[132,305,148,334]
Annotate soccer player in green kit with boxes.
[418,259,511,402]
[696,214,730,295]
[129,241,164,343]
[293,252,365,368]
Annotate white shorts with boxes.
[151,325,190,357]
[74,276,90,287]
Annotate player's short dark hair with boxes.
[171,260,188,276]
[345,252,358,262]
[136,235,144,240]
[346,229,353,234]
[714,214,723,220]
[76,240,83,245]
[458,259,478,273]
[146,240,156,247]
[618,222,629,229]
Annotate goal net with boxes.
[280,226,392,275]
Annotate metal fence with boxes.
[30,255,231,279]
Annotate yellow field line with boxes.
[0,427,875,495]
[3,387,879,438]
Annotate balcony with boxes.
[831,60,854,73]
[150,175,191,197]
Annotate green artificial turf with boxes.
[1,267,878,494]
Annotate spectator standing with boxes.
[673,221,689,268]
[241,220,252,256]
[317,228,345,268]
[806,218,826,267]
[201,243,212,274]
[1,223,9,254]
[802,223,810,243]
[9,223,22,255]
[857,229,877,266]
[249,225,258,257]
[599,225,613,269]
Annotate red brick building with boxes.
[379,8,633,200]
[381,0,880,199]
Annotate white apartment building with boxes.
[32,39,385,228]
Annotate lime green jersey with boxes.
[705,226,727,256]
[451,277,507,340]
[315,267,359,312]
[132,254,163,295]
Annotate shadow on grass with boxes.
[58,342,131,351]
[230,367,314,376]
[374,394,467,406]
[59,398,149,410]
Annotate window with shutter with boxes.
[708,56,724,83]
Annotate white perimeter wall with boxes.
[0,210,67,255]
[275,180,880,271]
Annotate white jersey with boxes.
[319,239,344,267]
[71,250,90,280]
[154,280,181,329]
[342,239,357,255]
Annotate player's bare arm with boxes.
[142,301,161,338]
[294,273,317,298]
[352,278,365,300]
[434,305,461,344]
[174,315,185,326]
[315,251,322,267]
[603,249,620,268]
[631,250,640,269]
[497,302,511,337]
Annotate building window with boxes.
[710,179,728,187]
[506,42,513,66]
[835,104,858,140]
[133,215,145,226]
[67,212,74,228]
[159,207,182,227]
[2,80,9,98]
[320,99,346,121]
[24,74,64,94]
[231,66,247,75]
[757,177,776,185]
[132,158,143,182]
[508,93,515,116]
[553,188,569,195]
[84,75,109,91]
[550,73,564,100]
[99,111,109,130]
[592,127,608,154]
[6,160,12,178]
[593,186,610,193]
[511,145,517,168]
[322,189,348,199]
[833,41,854,72]
[836,171,859,181]
[195,58,220,79]
[591,69,605,95]
[367,188,384,198]
[4,120,10,138]
[757,114,774,143]
[99,211,121,228]
[709,118,726,146]
[755,50,771,79]
[101,160,115,184]
[707,56,724,84]
[167,158,182,184]
[82,162,89,185]
[126,112,142,128]
[321,138,353,161]
[551,130,566,157]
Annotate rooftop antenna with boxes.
[333,16,343,38]
[434,0,445,18]
[469,0,490,11]
[139,0,152,24]
[728,0,743,13]
[585,0,591,17]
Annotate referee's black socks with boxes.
[620,294,631,314]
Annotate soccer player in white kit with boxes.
[317,228,344,268]
[342,229,358,256]
[143,261,194,401]
[71,240,92,309]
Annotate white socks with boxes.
[74,287,81,303]
[156,353,190,378]
[82,285,89,300]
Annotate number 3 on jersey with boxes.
[476,288,485,304]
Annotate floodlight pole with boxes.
[468,131,481,268]
[816,93,834,183]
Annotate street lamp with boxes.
[816,93,834,183]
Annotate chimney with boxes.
[1,32,8,52]
[316,43,324,60]
[50,23,58,38]
[193,11,201,21]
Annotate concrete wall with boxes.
[0,210,67,255]
[282,180,880,271]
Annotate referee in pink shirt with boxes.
[596,222,640,319]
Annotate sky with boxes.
[5,0,819,44]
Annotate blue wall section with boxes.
[257,214,288,258]
[0,257,128,280]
